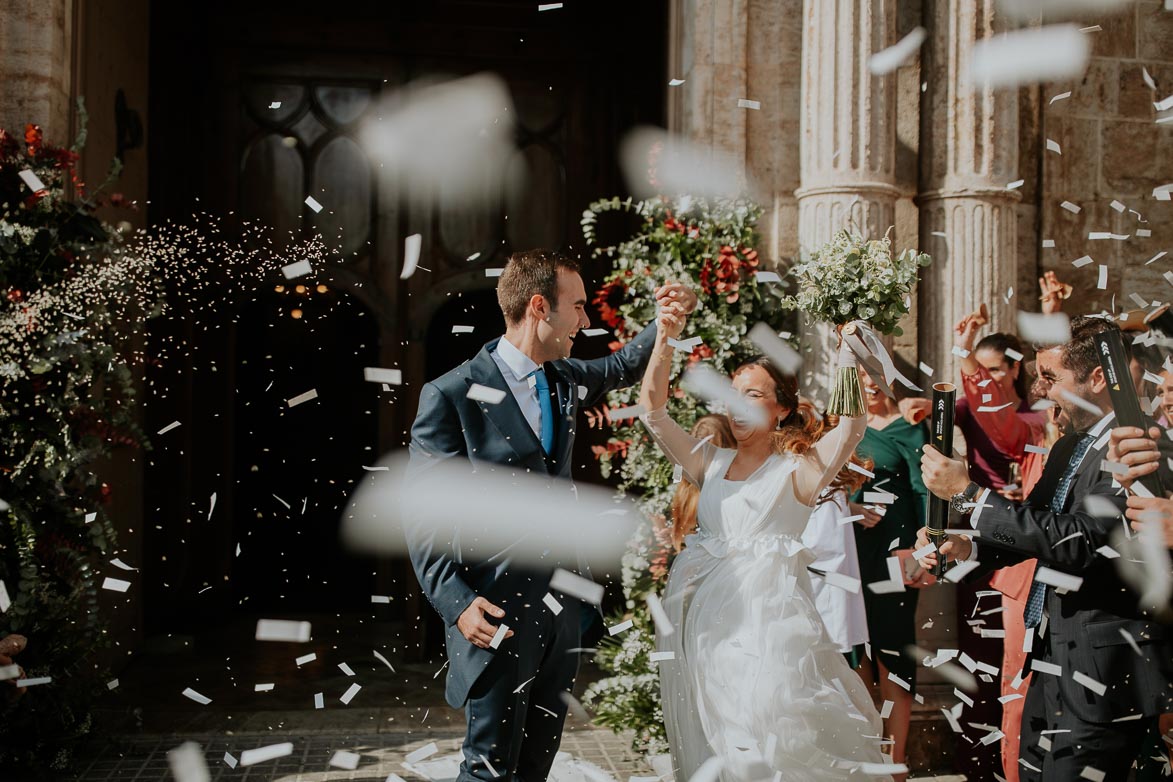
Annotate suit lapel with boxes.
[467,342,546,472]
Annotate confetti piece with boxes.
[373,650,395,671]
[542,593,563,615]
[182,687,212,705]
[1080,767,1106,781]
[847,461,875,479]
[485,268,504,277]
[340,683,362,704]
[255,619,311,643]
[240,743,294,766]
[466,384,507,404]
[581,327,609,336]
[668,78,685,86]
[304,196,324,213]
[1098,265,1108,290]
[295,653,317,666]
[254,683,275,692]
[1110,199,1126,212]
[157,421,181,435]
[1061,200,1082,213]
[549,568,605,605]
[1031,659,1062,676]
[489,624,510,649]
[1006,179,1025,190]
[1072,670,1107,696]
[1156,95,1173,112]
[748,322,802,376]
[918,361,934,377]
[668,336,704,351]
[223,753,238,768]
[400,234,423,279]
[1050,91,1072,104]
[736,99,761,110]
[969,25,1090,89]
[102,577,131,593]
[314,692,324,709]
[868,26,927,75]
[338,662,355,676]
[944,560,981,582]
[406,743,439,764]
[1042,239,1055,248]
[608,619,634,636]
[1059,389,1103,417]
[824,571,862,593]
[18,170,47,193]
[1034,566,1083,592]
[110,557,137,571]
[281,259,313,279]
[364,367,402,385]
[649,651,676,662]
[330,751,361,770]
[107,678,119,690]
[952,345,971,358]
[287,389,319,408]
[864,491,897,505]
[607,404,647,422]
[1046,139,1061,154]
[538,2,564,9]
[167,742,210,782]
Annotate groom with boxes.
[406,248,696,782]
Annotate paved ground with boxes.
[63,615,966,781]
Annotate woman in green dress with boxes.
[847,368,929,780]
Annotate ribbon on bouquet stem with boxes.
[839,321,922,400]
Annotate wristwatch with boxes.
[949,482,982,514]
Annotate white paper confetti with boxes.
[467,384,507,404]
[868,26,927,75]
[182,687,212,705]
[286,389,318,408]
[339,683,362,704]
[241,743,294,766]
[608,619,634,636]
[101,577,131,593]
[970,25,1090,89]
[167,742,210,782]
[304,196,323,213]
[281,259,313,280]
[736,99,761,110]
[157,421,181,435]
[330,751,362,770]
[255,619,311,643]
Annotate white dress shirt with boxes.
[491,335,544,441]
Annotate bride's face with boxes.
[729,365,790,442]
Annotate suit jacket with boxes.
[971,427,1173,723]
[405,324,658,707]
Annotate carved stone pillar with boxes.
[795,0,899,401]
[668,0,803,264]
[0,0,75,138]
[918,0,1019,384]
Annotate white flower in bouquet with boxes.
[782,229,931,336]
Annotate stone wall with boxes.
[1038,2,1173,321]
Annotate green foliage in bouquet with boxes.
[779,229,931,336]
[0,106,164,771]
[579,194,787,754]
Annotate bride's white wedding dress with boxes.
[643,408,893,782]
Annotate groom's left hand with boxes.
[654,282,698,317]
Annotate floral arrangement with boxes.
[779,228,930,337]
[579,193,788,754]
[0,109,161,770]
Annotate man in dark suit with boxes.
[406,248,695,782]
[917,316,1173,781]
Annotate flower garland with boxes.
[579,193,788,754]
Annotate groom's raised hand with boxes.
[654,282,698,317]
[457,596,515,648]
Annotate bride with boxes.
[638,307,894,781]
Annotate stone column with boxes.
[795,0,900,401]
[917,0,1019,384]
[0,0,75,139]
[668,0,803,264]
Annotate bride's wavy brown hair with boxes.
[732,356,872,503]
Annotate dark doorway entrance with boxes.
[144,0,667,648]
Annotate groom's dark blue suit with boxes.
[406,325,657,782]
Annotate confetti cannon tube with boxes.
[1095,328,1165,496]
[927,382,956,577]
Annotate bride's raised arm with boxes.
[637,308,716,487]
[791,342,868,506]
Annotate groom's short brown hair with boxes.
[497,249,581,325]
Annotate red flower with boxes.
[24,124,42,156]
[592,278,628,332]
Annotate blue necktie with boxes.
[1024,433,1094,629]
[532,368,555,455]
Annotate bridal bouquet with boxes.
[781,229,930,336]
[781,230,931,415]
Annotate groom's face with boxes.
[538,269,590,360]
